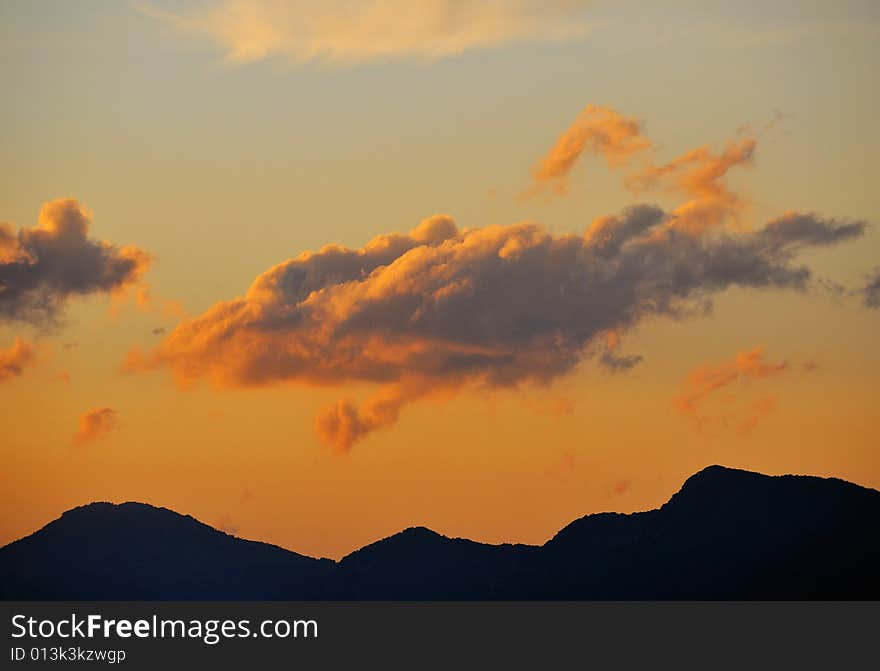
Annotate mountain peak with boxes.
[669,464,874,508]
[678,464,762,489]
[671,463,777,498]
[60,501,173,519]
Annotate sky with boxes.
[1,0,878,560]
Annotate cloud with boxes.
[125,204,864,451]
[626,137,756,235]
[0,199,151,327]
[597,327,643,372]
[676,345,788,413]
[862,267,880,308]
[738,395,778,437]
[599,350,643,372]
[132,285,188,320]
[314,378,435,454]
[522,102,760,233]
[138,0,594,65]
[759,212,868,247]
[522,104,651,199]
[0,338,38,382]
[610,479,631,496]
[73,407,119,445]
[675,346,789,433]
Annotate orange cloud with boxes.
[610,479,631,496]
[675,346,788,433]
[626,137,756,235]
[134,285,187,319]
[73,407,119,446]
[138,0,593,65]
[526,102,759,236]
[522,104,651,198]
[316,380,422,454]
[738,395,779,437]
[125,198,863,452]
[0,338,38,382]
[0,199,151,326]
[315,376,462,453]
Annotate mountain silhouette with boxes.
[0,502,333,599]
[2,465,878,599]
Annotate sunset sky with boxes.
[2,0,878,560]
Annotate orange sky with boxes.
[1,1,878,560]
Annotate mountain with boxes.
[336,526,538,599]
[538,465,880,598]
[0,502,333,599]
[2,465,878,599]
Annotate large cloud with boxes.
[0,199,151,327]
[126,206,865,452]
[138,0,593,65]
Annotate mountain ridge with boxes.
[3,464,879,599]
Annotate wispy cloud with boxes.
[862,267,880,308]
[626,137,756,235]
[673,346,817,436]
[675,346,788,418]
[521,103,651,199]
[524,102,758,237]
[137,0,595,65]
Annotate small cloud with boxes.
[0,338,39,382]
[73,407,119,445]
[675,346,789,435]
[626,137,757,236]
[521,103,651,200]
[0,199,151,327]
[599,350,643,373]
[676,346,788,415]
[136,286,188,319]
[610,479,631,496]
[861,267,880,308]
[738,395,778,436]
